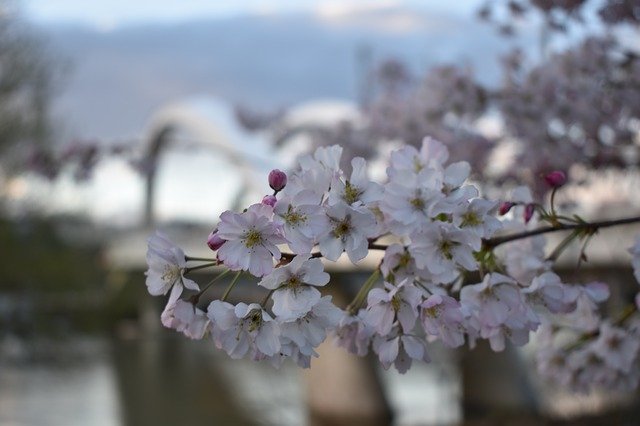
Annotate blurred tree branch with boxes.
[0,0,63,174]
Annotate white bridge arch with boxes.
[141,96,283,226]
[108,96,362,269]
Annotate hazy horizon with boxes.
[32,4,530,142]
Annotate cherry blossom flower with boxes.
[208,301,281,359]
[365,280,423,335]
[460,273,523,329]
[566,345,614,393]
[288,145,343,197]
[409,223,478,283]
[440,161,476,203]
[309,144,343,172]
[452,198,502,249]
[562,281,610,332]
[328,157,383,207]
[273,190,328,254]
[279,296,343,363]
[259,254,330,320]
[372,327,430,373]
[387,136,449,179]
[380,169,444,235]
[318,202,377,262]
[334,310,374,356]
[161,299,210,340]
[536,346,574,388]
[420,294,466,348]
[521,272,579,315]
[216,203,287,277]
[592,322,640,373]
[145,232,199,299]
[483,314,534,351]
[381,244,426,284]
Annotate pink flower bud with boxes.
[498,201,515,215]
[524,203,535,224]
[207,229,225,251]
[268,169,287,192]
[262,195,277,207]
[544,171,566,188]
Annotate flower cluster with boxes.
[519,233,640,393]
[144,137,640,392]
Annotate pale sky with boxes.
[17,0,487,225]
[24,0,482,28]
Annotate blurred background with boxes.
[1,0,639,425]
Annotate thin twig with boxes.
[185,256,216,262]
[221,271,243,302]
[184,262,218,274]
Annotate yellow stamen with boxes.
[244,229,263,248]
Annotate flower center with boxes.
[247,309,263,332]
[391,294,402,311]
[550,355,565,368]
[284,275,302,290]
[585,354,601,366]
[461,211,482,227]
[398,251,411,269]
[439,240,455,260]
[481,287,494,299]
[607,335,622,350]
[161,265,180,284]
[343,181,362,205]
[410,197,425,211]
[423,305,442,318]
[244,229,263,248]
[284,206,307,226]
[332,218,352,239]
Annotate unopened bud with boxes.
[524,203,535,224]
[268,169,287,192]
[262,194,277,207]
[544,171,566,188]
[498,201,515,215]
[207,229,225,251]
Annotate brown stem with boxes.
[483,215,640,249]
[280,242,388,260]
[185,256,216,262]
[277,215,640,263]
[281,251,323,260]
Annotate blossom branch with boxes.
[280,242,388,261]
[483,215,640,249]
[142,139,640,389]
[563,304,638,352]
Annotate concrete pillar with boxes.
[302,274,393,426]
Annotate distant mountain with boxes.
[40,7,534,140]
